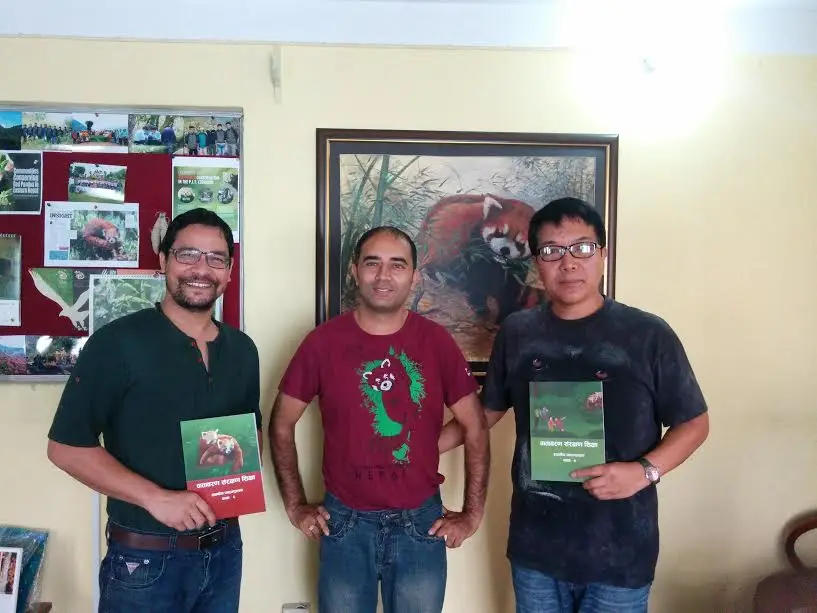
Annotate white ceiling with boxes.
[2,0,816,54]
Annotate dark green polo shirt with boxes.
[48,303,262,534]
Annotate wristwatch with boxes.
[637,458,661,484]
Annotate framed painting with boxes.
[316,128,619,380]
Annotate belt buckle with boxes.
[197,525,226,550]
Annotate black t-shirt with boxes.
[480,297,708,588]
[48,304,262,534]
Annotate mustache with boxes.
[179,275,217,285]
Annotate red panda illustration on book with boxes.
[414,193,540,324]
[198,429,245,473]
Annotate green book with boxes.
[529,381,606,482]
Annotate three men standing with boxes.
[47,197,708,613]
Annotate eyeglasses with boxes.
[536,241,599,262]
[169,247,230,269]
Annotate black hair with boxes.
[528,197,607,255]
[352,226,418,269]
[159,207,234,260]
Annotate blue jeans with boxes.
[318,490,448,613]
[98,520,243,613]
[512,563,651,613]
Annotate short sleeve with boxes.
[480,323,512,412]
[436,327,480,407]
[48,329,126,447]
[652,321,708,427]
[278,332,321,404]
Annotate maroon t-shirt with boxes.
[279,310,479,510]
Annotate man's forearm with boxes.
[47,441,162,509]
[439,409,504,454]
[269,427,307,514]
[461,416,490,517]
[644,413,709,476]
[438,419,465,454]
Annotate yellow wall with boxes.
[1,37,816,613]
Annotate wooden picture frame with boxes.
[316,128,618,380]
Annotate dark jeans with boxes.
[318,490,448,613]
[512,563,651,613]
[98,520,243,613]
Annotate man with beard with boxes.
[270,226,490,613]
[46,207,260,613]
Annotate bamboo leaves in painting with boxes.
[338,154,439,309]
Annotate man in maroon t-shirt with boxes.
[270,226,490,613]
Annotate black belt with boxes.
[108,517,238,551]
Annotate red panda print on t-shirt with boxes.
[277,310,481,510]
[359,347,426,465]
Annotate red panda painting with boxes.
[414,193,540,325]
[416,193,535,270]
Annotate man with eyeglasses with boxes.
[439,197,709,612]
[46,207,260,613]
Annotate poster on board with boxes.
[0,151,42,215]
[0,112,22,151]
[88,273,165,334]
[68,162,127,204]
[43,201,140,268]
[172,157,240,240]
[0,235,21,326]
[21,111,129,153]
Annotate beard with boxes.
[169,275,219,313]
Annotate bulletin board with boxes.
[0,105,245,382]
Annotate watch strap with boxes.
[637,457,661,484]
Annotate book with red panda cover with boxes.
[529,381,606,482]
[180,413,266,519]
